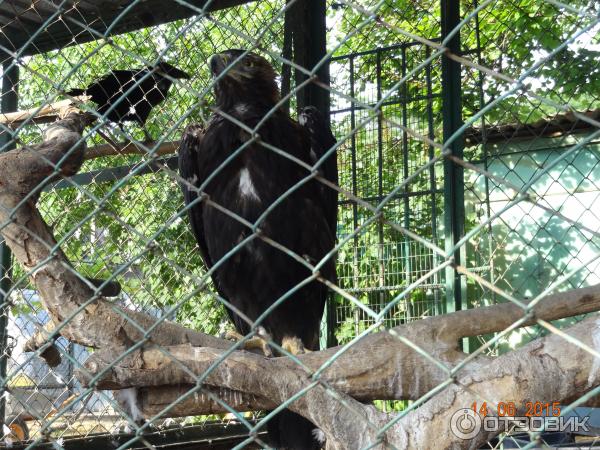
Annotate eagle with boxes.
[178,49,337,449]
[67,61,190,139]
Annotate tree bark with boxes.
[0,111,230,354]
[84,140,179,159]
[0,97,90,126]
[80,315,600,449]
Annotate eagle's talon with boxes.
[225,330,273,357]
[224,329,242,341]
[281,336,310,356]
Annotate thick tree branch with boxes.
[0,97,90,127]
[388,314,600,449]
[67,283,600,400]
[81,344,388,448]
[79,314,600,449]
[84,140,179,160]
[0,111,230,356]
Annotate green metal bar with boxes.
[309,0,329,116]
[291,0,329,115]
[349,55,360,337]
[331,94,443,115]
[281,0,293,114]
[0,59,18,428]
[330,39,441,62]
[288,0,333,347]
[376,49,386,320]
[425,46,441,316]
[441,0,466,316]
[401,45,413,320]
[467,0,488,354]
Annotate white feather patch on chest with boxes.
[238,168,260,201]
[234,103,251,115]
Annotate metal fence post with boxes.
[0,59,19,427]
[441,0,466,317]
[290,0,330,116]
[287,0,335,347]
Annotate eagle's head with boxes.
[210,49,280,110]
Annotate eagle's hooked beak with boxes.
[210,53,230,77]
[210,53,249,81]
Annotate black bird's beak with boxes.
[155,62,191,79]
[169,67,191,79]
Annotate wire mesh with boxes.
[0,0,598,449]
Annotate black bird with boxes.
[178,49,338,449]
[67,61,190,138]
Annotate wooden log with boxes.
[0,97,90,127]
[84,140,179,160]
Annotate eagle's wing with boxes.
[178,123,241,326]
[178,124,213,268]
[298,106,338,238]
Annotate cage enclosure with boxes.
[0,0,599,449]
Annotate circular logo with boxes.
[450,408,482,440]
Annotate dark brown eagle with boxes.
[178,49,337,449]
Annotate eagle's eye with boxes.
[244,60,255,68]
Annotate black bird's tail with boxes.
[66,88,85,97]
[267,410,322,450]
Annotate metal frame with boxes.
[329,40,445,335]
[0,0,256,59]
[0,58,18,429]
[441,0,466,320]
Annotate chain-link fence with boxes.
[0,0,599,449]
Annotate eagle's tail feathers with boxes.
[267,410,321,450]
[66,88,85,97]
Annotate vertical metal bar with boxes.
[281,0,293,114]
[325,289,337,348]
[290,0,333,346]
[460,0,491,354]
[425,46,440,315]
[0,59,19,427]
[291,0,330,115]
[375,50,386,316]
[0,250,9,428]
[67,342,74,393]
[473,0,495,304]
[308,0,329,116]
[400,46,413,320]
[441,0,466,315]
[349,56,360,337]
[292,0,333,346]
